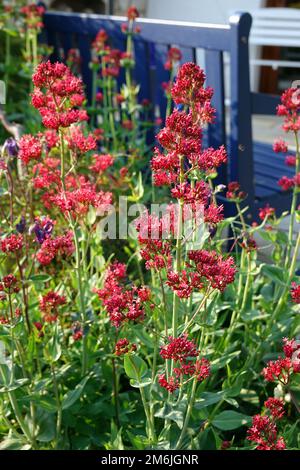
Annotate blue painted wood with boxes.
[251,92,281,115]
[229,12,255,217]
[205,49,227,185]
[44,12,232,51]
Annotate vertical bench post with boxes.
[229,12,255,218]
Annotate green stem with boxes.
[51,363,62,447]
[175,377,197,449]
[285,131,300,268]
[0,365,33,444]
[73,225,88,376]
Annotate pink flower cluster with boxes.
[247,398,286,450]
[36,231,74,266]
[0,234,23,254]
[158,335,210,393]
[31,61,88,130]
[95,261,151,328]
[262,337,300,384]
[166,250,236,299]
[39,291,67,323]
[291,283,300,303]
[115,338,137,356]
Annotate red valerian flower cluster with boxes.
[0,275,20,300]
[18,134,43,164]
[135,211,173,271]
[226,181,247,202]
[274,87,300,191]
[115,338,137,356]
[0,234,23,254]
[171,62,214,123]
[164,47,182,71]
[247,398,286,450]
[36,231,74,266]
[291,283,300,303]
[258,204,276,221]
[50,182,113,217]
[276,86,300,132]
[20,3,45,30]
[39,291,67,322]
[94,261,151,328]
[262,337,300,384]
[167,250,236,298]
[31,61,88,131]
[90,154,114,174]
[158,335,210,393]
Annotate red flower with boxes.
[278,175,294,191]
[36,231,74,265]
[115,338,137,356]
[188,249,236,292]
[39,291,66,322]
[273,139,288,153]
[291,283,300,303]
[95,261,148,328]
[164,47,182,70]
[160,334,198,363]
[127,6,139,21]
[264,398,285,420]
[18,134,43,164]
[1,234,23,253]
[226,181,247,201]
[285,155,296,166]
[258,204,275,221]
[247,415,286,450]
[89,154,114,174]
[158,374,179,393]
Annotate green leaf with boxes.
[61,375,90,410]
[194,391,224,410]
[34,410,56,442]
[261,264,287,286]
[0,378,29,393]
[154,404,184,429]
[29,274,52,283]
[46,324,61,362]
[212,410,251,430]
[0,437,31,450]
[124,354,148,383]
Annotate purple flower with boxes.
[4,138,19,157]
[16,216,26,234]
[33,218,54,244]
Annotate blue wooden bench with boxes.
[42,10,295,220]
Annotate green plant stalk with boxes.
[0,364,33,445]
[59,129,66,186]
[285,131,300,268]
[267,230,300,329]
[175,375,197,449]
[112,357,120,427]
[172,155,184,339]
[31,30,38,71]
[129,356,156,442]
[240,252,252,311]
[50,363,62,447]
[108,78,117,150]
[73,224,88,376]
